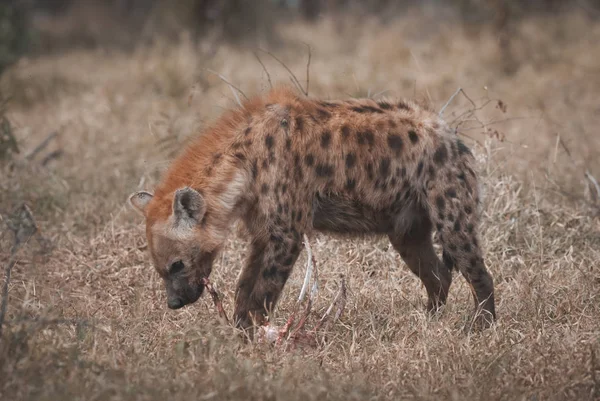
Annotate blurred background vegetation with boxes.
[0,0,597,71]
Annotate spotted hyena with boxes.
[129,86,496,329]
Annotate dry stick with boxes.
[205,69,249,106]
[256,48,306,96]
[25,131,58,161]
[253,52,273,89]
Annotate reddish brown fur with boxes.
[130,85,496,329]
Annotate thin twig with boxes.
[585,171,600,204]
[439,87,462,116]
[253,52,273,89]
[205,69,249,105]
[257,48,306,96]
[304,43,311,96]
[312,276,346,334]
[41,149,63,166]
[25,131,58,161]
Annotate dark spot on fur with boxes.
[463,243,472,252]
[281,184,288,194]
[388,118,397,129]
[265,135,274,150]
[379,158,391,178]
[341,125,351,139]
[470,257,479,267]
[408,130,419,144]
[449,243,457,251]
[305,154,315,166]
[252,160,258,179]
[357,130,375,147]
[270,234,283,243]
[295,116,304,131]
[277,204,282,214]
[436,196,445,210]
[433,144,448,165]
[390,177,397,186]
[261,184,269,194]
[467,223,474,233]
[262,159,269,169]
[317,108,331,120]
[457,140,472,156]
[401,167,406,177]
[366,162,374,180]
[453,220,461,232]
[417,161,424,176]
[244,126,252,136]
[445,188,457,198]
[345,153,356,169]
[234,152,246,161]
[428,166,435,178]
[296,210,303,222]
[285,138,292,150]
[321,131,332,148]
[387,134,403,151]
[447,213,454,222]
[436,223,443,231]
[464,205,473,215]
[315,163,334,177]
[345,178,356,190]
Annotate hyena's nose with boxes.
[167,297,184,309]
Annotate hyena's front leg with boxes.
[233,230,304,329]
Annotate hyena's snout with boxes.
[165,277,204,310]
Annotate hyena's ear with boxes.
[128,191,154,216]
[173,187,205,227]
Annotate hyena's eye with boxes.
[170,260,185,274]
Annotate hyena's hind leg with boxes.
[388,205,452,312]
[427,160,496,327]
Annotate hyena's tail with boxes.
[423,137,496,325]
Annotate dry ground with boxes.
[1,8,600,401]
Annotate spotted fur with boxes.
[129,86,496,329]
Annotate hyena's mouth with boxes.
[167,282,204,310]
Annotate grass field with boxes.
[1,7,600,401]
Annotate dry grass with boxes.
[1,8,600,401]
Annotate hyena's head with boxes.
[128,187,218,310]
